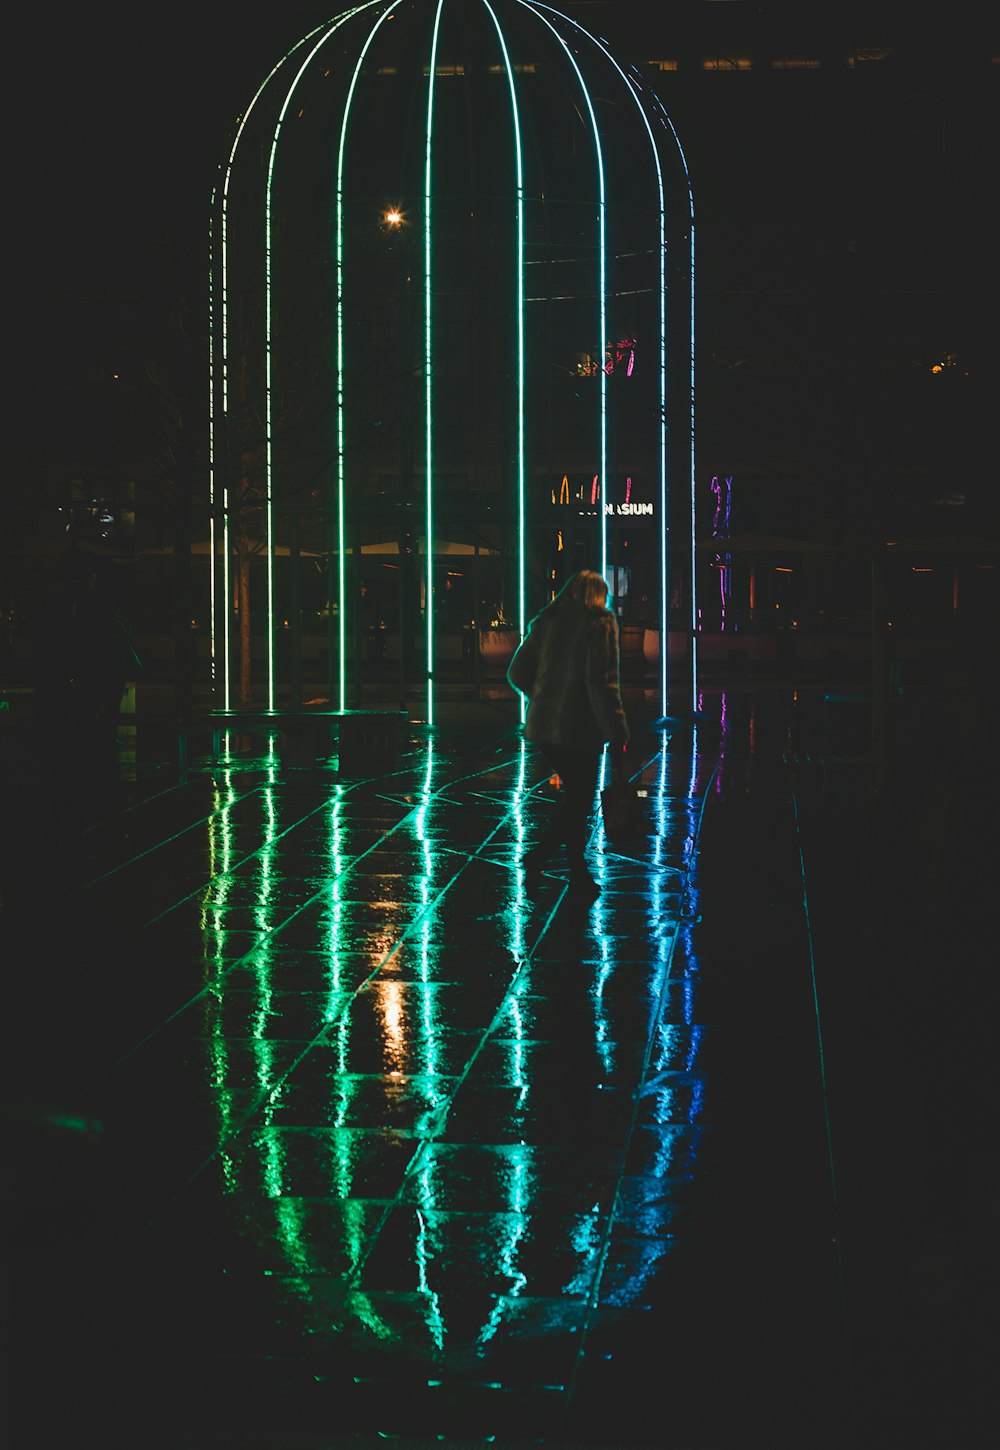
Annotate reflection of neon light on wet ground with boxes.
[198,730,707,1350]
[8,670,878,1443]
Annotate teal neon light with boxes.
[424,1,447,727]
[651,92,697,700]
[337,3,402,714]
[207,191,221,702]
[480,0,527,721]
[211,6,375,709]
[518,1,608,580]
[214,74,283,708]
[215,80,274,710]
[214,0,692,717]
[534,3,672,716]
[264,11,377,710]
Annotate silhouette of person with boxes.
[32,547,140,820]
[507,569,629,900]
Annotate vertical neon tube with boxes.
[559,22,670,713]
[650,94,696,702]
[518,1,607,579]
[424,1,447,727]
[337,3,402,714]
[480,0,527,722]
[534,2,682,715]
[215,99,267,711]
[654,109,669,717]
[264,16,373,710]
[688,216,697,702]
[597,65,667,713]
[214,98,273,711]
[262,146,277,708]
[212,9,373,709]
[207,186,222,705]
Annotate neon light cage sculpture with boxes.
[209,0,695,722]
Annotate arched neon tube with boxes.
[336,2,404,714]
[212,46,312,709]
[214,1,692,717]
[211,5,376,709]
[518,0,607,580]
[533,3,672,717]
[263,10,381,710]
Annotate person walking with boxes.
[507,569,629,900]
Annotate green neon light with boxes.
[211,26,315,707]
[262,157,276,708]
[414,743,440,1077]
[199,739,610,1342]
[214,133,247,711]
[424,1,447,728]
[519,2,607,578]
[207,190,222,704]
[337,3,402,715]
[480,0,527,722]
[539,3,672,715]
[533,3,695,713]
[211,16,350,710]
[323,793,347,1013]
[265,14,377,711]
[216,0,691,717]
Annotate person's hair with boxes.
[559,569,609,611]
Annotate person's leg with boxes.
[522,745,565,874]
[524,745,600,893]
[557,748,601,893]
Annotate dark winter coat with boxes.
[506,600,629,751]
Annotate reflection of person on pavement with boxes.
[506,569,629,900]
[32,547,140,819]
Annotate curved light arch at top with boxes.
[210,1,380,711]
[209,0,695,720]
[517,0,608,586]
[336,1,404,713]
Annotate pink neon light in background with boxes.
[604,337,636,375]
[711,474,734,631]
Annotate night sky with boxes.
[12,4,992,291]
[10,2,996,493]
[13,7,305,296]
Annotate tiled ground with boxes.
[1,683,995,1449]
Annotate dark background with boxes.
[7,2,998,622]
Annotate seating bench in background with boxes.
[176,708,408,776]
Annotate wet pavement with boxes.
[1,682,996,1450]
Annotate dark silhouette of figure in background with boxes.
[507,569,629,900]
[32,547,140,822]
